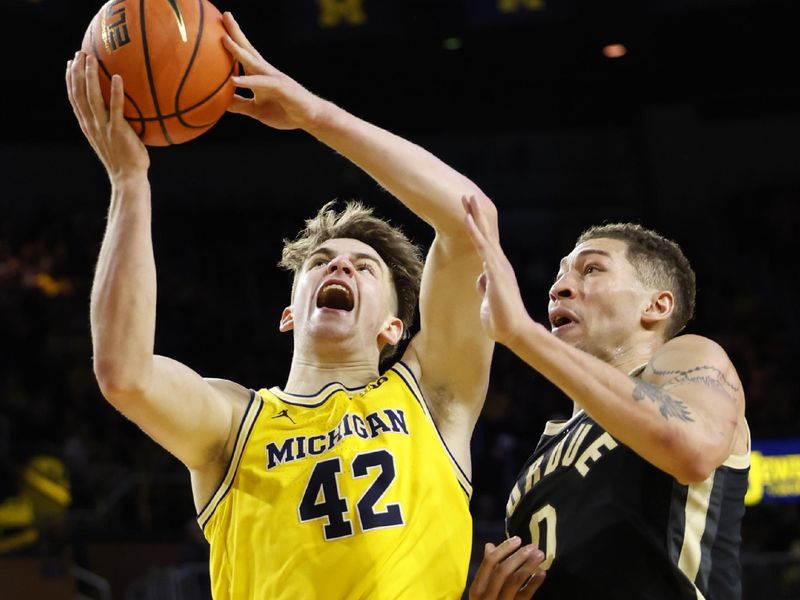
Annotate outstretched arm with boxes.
[463,196,745,484]
[67,53,244,475]
[222,14,496,465]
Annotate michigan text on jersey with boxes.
[265,409,409,470]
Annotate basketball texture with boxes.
[81,0,236,146]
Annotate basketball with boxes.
[81,0,236,146]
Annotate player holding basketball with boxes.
[463,195,749,600]
[64,12,529,597]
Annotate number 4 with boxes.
[298,449,405,540]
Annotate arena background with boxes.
[1,0,799,598]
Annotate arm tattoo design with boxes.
[631,380,694,422]
[650,363,740,399]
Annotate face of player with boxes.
[548,237,655,361]
[282,237,402,357]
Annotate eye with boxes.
[309,257,328,269]
[357,262,375,274]
[584,264,600,275]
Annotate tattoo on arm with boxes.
[650,364,740,399]
[631,361,740,421]
[632,380,694,422]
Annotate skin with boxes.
[462,195,748,597]
[66,11,495,531]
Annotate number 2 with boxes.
[298,449,405,540]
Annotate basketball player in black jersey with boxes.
[463,195,749,600]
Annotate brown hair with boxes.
[280,201,424,360]
[576,223,696,339]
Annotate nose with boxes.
[549,273,576,301]
[326,255,354,276]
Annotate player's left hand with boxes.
[462,195,532,348]
[221,12,325,131]
[469,537,546,600]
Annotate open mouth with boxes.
[551,315,573,328]
[316,283,354,311]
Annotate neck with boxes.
[284,353,380,396]
[571,334,663,417]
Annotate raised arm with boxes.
[66,53,245,476]
[222,14,495,464]
[463,196,746,484]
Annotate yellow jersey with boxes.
[198,362,473,599]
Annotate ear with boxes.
[377,316,404,349]
[279,306,294,333]
[642,290,674,329]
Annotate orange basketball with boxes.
[81,0,236,146]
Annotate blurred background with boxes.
[1,0,799,598]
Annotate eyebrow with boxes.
[557,248,613,273]
[308,247,385,272]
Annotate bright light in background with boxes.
[603,43,627,58]
[442,37,463,51]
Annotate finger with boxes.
[84,54,109,129]
[69,53,94,134]
[500,548,545,599]
[222,34,263,75]
[476,271,488,297]
[227,94,255,116]
[222,12,270,66]
[109,74,124,125]
[471,539,521,596]
[467,194,495,240]
[66,58,90,140]
[231,73,282,95]
[518,571,546,599]
[464,211,490,256]
[487,545,541,600]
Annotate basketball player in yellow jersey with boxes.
[67,10,499,597]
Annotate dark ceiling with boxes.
[3,0,799,144]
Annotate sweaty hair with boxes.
[576,223,696,340]
[280,201,424,361]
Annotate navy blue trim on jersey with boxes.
[274,380,367,398]
[197,389,262,527]
[393,361,473,488]
[269,381,368,408]
[273,388,343,408]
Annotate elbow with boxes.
[671,443,720,485]
[93,357,148,405]
[674,460,716,485]
[657,428,721,484]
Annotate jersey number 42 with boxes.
[298,449,405,540]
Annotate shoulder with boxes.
[651,334,733,367]
[644,334,744,403]
[204,378,254,434]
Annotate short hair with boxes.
[576,223,696,339]
[280,201,424,360]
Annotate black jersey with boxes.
[505,410,749,600]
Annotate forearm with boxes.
[91,175,157,395]
[306,102,490,235]
[507,319,720,482]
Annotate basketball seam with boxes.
[140,0,174,145]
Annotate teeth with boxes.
[323,283,351,298]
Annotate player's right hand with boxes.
[221,12,326,132]
[66,52,149,184]
[468,537,546,600]
[462,195,532,349]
